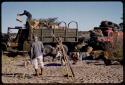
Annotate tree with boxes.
[39,17,60,27]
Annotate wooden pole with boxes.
[51,33,75,80]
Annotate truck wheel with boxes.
[101,21,113,27]
[63,45,68,53]
[44,45,53,55]
[1,43,7,51]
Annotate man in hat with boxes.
[30,36,44,76]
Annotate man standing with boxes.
[17,10,32,40]
[30,36,44,76]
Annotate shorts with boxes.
[32,55,44,69]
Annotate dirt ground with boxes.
[2,54,123,84]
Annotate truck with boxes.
[87,21,123,65]
[2,20,79,56]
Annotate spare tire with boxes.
[101,21,113,27]
[107,21,114,27]
[100,21,119,29]
[100,21,107,27]
[44,45,53,55]
[63,45,68,53]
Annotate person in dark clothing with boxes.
[17,10,32,40]
[17,10,32,20]
[17,10,32,29]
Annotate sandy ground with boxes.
[2,55,123,84]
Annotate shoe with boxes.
[35,69,39,76]
[40,68,43,75]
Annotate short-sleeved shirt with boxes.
[31,41,44,59]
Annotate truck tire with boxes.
[107,21,114,27]
[100,21,113,27]
[63,45,68,53]
[1,43,7,51]
[44,45,53,55]
[100,21,119,31]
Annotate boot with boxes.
[40,68,43,75]
[35,69,39,76]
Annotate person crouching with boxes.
[30,36,44,76]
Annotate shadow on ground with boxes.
[2,73,32,79]
[44,63,62,67]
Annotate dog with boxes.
[90,50,113,65]
[70,52,79,64]
[90,50,104,59]
[91,50,113,59]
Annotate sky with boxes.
[2,2,123,33]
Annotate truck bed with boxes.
[32,28,78,43]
